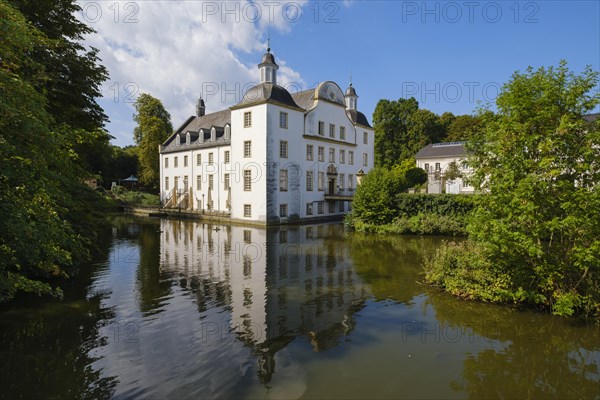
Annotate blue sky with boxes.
[81,1,600,147]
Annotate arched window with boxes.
[210,127,216,141]
[224,125,231,140]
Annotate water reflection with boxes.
[427,291,600,399]
[1,217,599,399]
[158,220,369,386]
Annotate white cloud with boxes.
[77,0,308,146]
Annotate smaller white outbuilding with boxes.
[415,141,474,194]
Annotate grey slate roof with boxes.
[233,83,301,109]
[291,89,316,110]
[346,109,372,128]
[161,109,231,152]
[583,113,600,122]
[415,142,467,159]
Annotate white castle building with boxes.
[159,47,374,224]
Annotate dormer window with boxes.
[210,127,216,141]
[186,131,191,145]
[175,134,181,146]
[199,129,204,143]
[224,125,231,139]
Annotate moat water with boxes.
[1,216,599,399]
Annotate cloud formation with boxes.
[77,1,309,145]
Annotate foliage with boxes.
[0,1,110,302]
[427,61,600,319]
[350,194,476,236]
[373,98,488,167]
[133,94,173,189]
[350,160,427,225]
[373,98,446,167]
[444,161,463,182]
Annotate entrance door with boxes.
[328,178,335,195]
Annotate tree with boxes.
[373,98,446,168]
[133,94,173,188]
[426,61,600,319]
[1,0,104,301]
[446,114,484,141]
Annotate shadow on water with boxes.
[1,216,598,399]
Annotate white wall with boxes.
[416,156,474,194]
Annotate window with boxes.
[184,155,188,167]
[329,123,335,138]
[349,151,354,165]
[244,204,252,217]
[208,152,214,164]
[424,163,430,171]
[196,175,201,190]
[463,178,469,188]
[165,177,169,190]
[279,169,288,191]
[363,153,368,167]
[340,126,346,140]
[224,173,230,190]
[306,170,314,191]
[280,204,288,217]
[328,201,335,213]
[280,140,288,158]
[435,162,441,171]
[183,175,189,189]
[363,131,368,144]
[306,202,313,216]
[317,201,324,214]
[244,141,251,157]
[208,175,214,190]
[329,148,335,163]
[340,149,345,164]
[318,146,325,162]
[306,144,313,161]
[174,157,178,168]
[244,230,251,243]
[224,151,230,164]
[196,154,201,166]
[318,121,325,136]
[244,170,252,191]
[280,112,288,129]
[165,157,169,168]
[339,202,345,212]
[339,173,345,190]
[348,174,354,190]
[318,172,325,191]
[462,162,469,170]
[174,176,179,190]
[244,112,252,128]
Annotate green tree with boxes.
[1,0,103,301]
[426,61,600,319]
[446,114,484,141]
[373,98,446,167]
[133,94,173,188]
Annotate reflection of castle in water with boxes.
[159,219,368,383]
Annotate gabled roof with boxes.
[416,142,467,159]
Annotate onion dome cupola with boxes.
[259,42,279,85]
[345,81,358,111]
[196,95,206,117]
